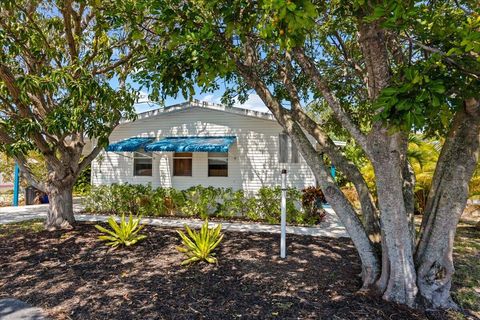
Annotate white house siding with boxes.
[91,107,316,193]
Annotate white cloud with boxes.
[201,94,222,104]
[233,93,269,113]
[134,91,270,114]
[136,91,150,104]
[198,93,269,113]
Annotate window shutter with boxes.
[279,133,288,163]
[291,139,299,163]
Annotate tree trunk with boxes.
[403,160,417,253]
[289,108,381,244]
[370,130,418,307]
[286,124,380,288]
[45,182,75,230]
[415,100,480,309]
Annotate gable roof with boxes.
[123,99,276,124]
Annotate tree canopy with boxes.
[132,0,480,309]
[0,0,144,228]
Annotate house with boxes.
[91,100,342,193]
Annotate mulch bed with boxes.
[0,222,447,320]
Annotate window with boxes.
[208,152,228,177]
[133,152,152,176]
[279,133,288,163]
[173,152,192,176]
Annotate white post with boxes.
[280,169,287,258]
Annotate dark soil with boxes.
[0,222,451,320]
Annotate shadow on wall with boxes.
[93,108,315,192]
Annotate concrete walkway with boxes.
[0,203,348,238]
[0,298,48,320]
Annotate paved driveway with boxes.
[0,204,349,238]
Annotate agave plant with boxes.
[176,220,224,265]
[94,214,147,248]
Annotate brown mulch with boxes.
[0,222,446,320]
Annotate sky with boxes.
[110,73,272,114]
[133,84,270,114]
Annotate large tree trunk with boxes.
[403,160,417,253]
[415,99,480,309]
[370,130,418,307]
[234,64,381,287]
[289,107,381,244]
[45,180,76,230]
[292,130,380,288]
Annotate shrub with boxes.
[176,220,224,265]
[286,188,305,224]
[244,196,261,221]
[340,186,361,210]
[257,186,305,224]
[94,214,147,248]
[257,186,281,223]
[73,165,91,195]
[84,184,319,225]
[301,186,327,224]
[216,188,245,218]
[181,185,219,219]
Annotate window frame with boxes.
[208,152,228,177]
[133,152,153,177]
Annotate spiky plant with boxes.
[176,220,224,265]
[95,214,147,248]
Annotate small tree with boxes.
[135,0,479,310]
[0,0,144,229]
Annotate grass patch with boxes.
[0,219,44,238]
[452,217,480,314]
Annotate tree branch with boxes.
[60,0,79,62]
[92,51,135,75]
[279,58,381,242]
[0,130,46,192]
[14,154,46,192]
[331,31,366,79]
[292,47,369,151]
[404,36,480,78]
[78,144,102,174]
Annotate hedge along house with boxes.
[90,100,343,193]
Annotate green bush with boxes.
[216,188,245,218]
[256,186,305,224]
[73,165,92,195]
[180,185,219,219]
[83,183,324,225]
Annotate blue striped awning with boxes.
[106,137,154,152]
[144,136,236,152]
